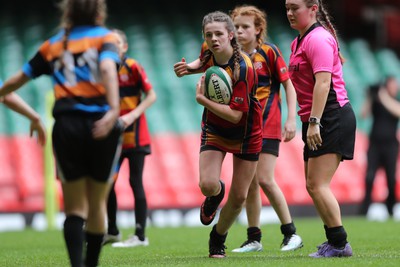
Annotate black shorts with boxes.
[52,113,123,183]
[201,145,260,161]
[261,138,280,156]
[302,103,356,161]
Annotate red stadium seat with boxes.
[0,137,17,187]
[0,130,398,213]
[10,136,45,212]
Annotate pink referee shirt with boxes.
[288,24,349,122]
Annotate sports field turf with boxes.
[0,216,398,266]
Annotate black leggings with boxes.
[361,140,398,215]
[107,151,148,238]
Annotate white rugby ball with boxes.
[204,66,233,105]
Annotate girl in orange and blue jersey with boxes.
[0,1,122,266]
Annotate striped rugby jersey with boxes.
[199,46,262,154]
[22,25,120,117]
[118,57,152,150]
[254,42,290,140]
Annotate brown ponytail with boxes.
[231,38,241,81]
[316,0,345,64]
[304,0,345,64]
[59,26,71,68]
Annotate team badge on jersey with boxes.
[254,61,263,70]
[120,74,129,82]
[234,97,244,104]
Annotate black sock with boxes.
[63,215,84,267]
[280,222,296,237]
[210,224,227,245]
[134,198,147,240]
[326,226,348,248]
[247,227,262,242]
[84,232,104,267]
[107,184,119,235]
[324,225,329,240]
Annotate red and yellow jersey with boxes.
[200,49,262,154]
[119,57,152,150]
[254,42,290,139]
[22,25,120,116]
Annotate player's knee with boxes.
[199,179,220,196]
[258,178,276,192]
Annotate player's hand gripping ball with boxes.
[204,66,233,105]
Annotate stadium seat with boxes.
[275,136,313,205]
[0,137,17,187]
[0,186,20,212]
[347,39,382,87]
[10,136,45,211]
[2,10,400,214]
[375,49,400,80]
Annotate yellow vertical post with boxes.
[44,91,58,230]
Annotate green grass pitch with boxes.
[0,217,399,266]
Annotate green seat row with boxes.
[1,17,400,136]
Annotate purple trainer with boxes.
[309,242,353,258]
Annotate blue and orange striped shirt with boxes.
[22,25,120,117]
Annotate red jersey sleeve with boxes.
[131,62,152,93]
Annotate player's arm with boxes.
[281,78,297,142]
[307,71,331,150]
[195,75,242,123]
[120,88,157,128]
[3,93,46,146]
[174,58,202,77]
[378,88,400,117]
[0,71,30,96]
[0,71,46,145]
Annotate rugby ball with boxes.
[204,66,233,105]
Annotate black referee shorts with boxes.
[52,113,123,183]
[302,103,356,161]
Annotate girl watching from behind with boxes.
[0,0,122,266]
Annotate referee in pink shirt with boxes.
[286,0,356,258]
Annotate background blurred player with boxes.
[229,5,302,253]
[103,29,157,248]
[360,76,399,217]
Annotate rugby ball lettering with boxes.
[204,66,233,105]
